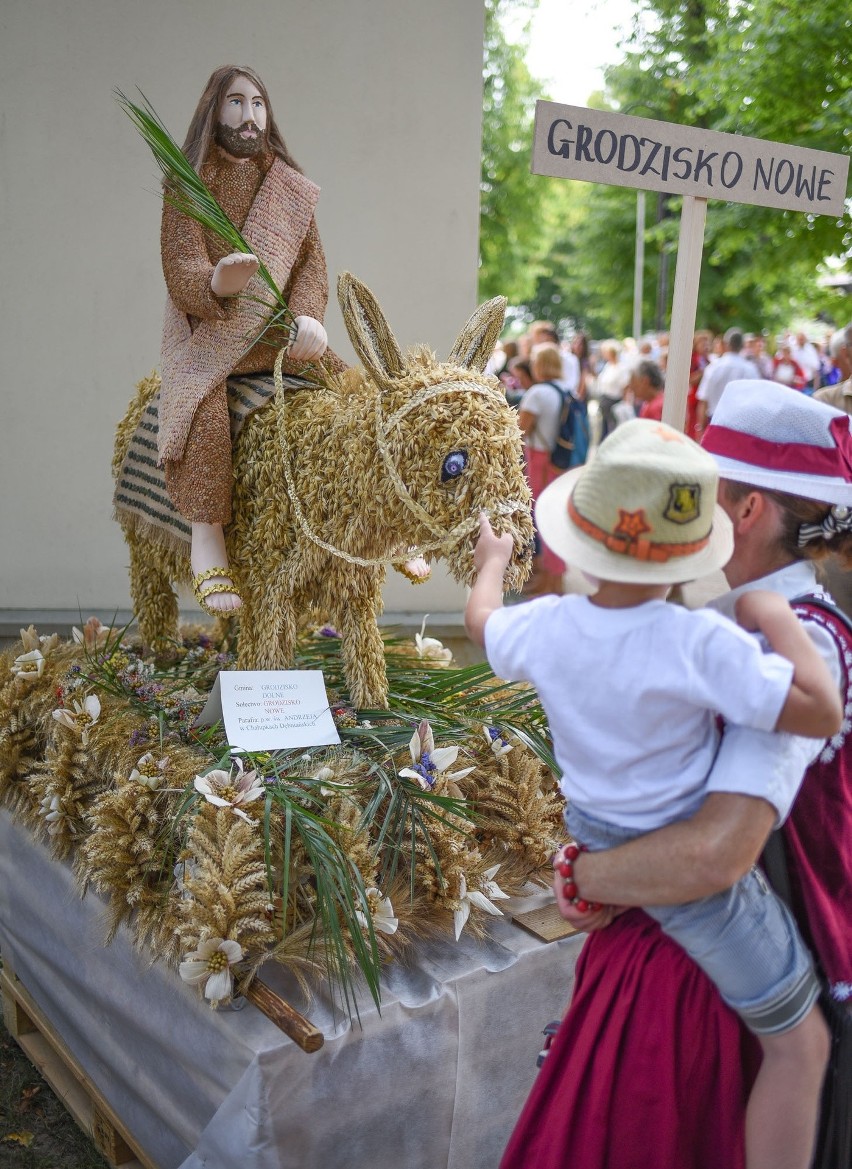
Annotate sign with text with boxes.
[195,671,341,752]
[532,101,848,216]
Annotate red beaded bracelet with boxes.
[556,843,602,913]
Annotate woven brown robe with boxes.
[159,153,340,522]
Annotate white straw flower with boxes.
[453,865,509,940]
[194,759,264,823]
[355,888,399,936]
[52,694,101,745]
[12,649,46,682]
[179,937,243,1003]
[129,753,169,790]
[399,719,474,796]
[414,616,453,664]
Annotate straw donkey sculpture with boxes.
[115,273,534,708]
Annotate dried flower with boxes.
[453,865,509,940]
[128,753,169,790]
[355,887,399,936]
[19,625,59,656]
[38,793,71,837]
[194,759,264,823]
[72,617,110,651]
[483,725,513,758]
[414,616,453,664]
[399,719,474,796]
[173,857,200,899]
[179,937,243,1003]
[12,649,46,682]
[52,694,101,745]
[19,625,41,653]
[314,624,340,638]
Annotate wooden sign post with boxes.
[531,102,849,432]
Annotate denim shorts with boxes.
[565,805,820,1035]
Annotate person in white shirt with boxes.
[466,416,838,1169]
[791,331,821,392]
[592,340,631,438]
[695,327,758,432]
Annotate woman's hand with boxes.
[552,852,619,932]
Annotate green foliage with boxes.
[479,0,548,303]
[480,0,852,335]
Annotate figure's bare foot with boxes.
[211,252,259,297]
[191,523,242,615]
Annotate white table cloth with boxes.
[0,808,583,1169]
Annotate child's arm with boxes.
[464,512,515,647]
[735,590,843,738]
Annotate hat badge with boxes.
[664,483,701,525]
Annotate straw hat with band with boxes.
[536,418,733,585]
[701,379,852,508]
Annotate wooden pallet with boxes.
[1,957,157,1169]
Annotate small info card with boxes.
[195,671,341,752]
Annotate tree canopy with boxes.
[479,0,852,336]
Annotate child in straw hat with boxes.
[466,418,838,1169]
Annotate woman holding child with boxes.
[468,381,852,1169]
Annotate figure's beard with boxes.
[215,120,266,159]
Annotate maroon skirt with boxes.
[500,910,761,1169]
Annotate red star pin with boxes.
[614,509,652,539]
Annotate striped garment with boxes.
[113,373,309,550]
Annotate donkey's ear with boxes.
[447,296,507,372]
[338,272,407,384]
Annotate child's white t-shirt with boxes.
[484,595,793,830]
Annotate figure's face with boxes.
[215,75,267,158]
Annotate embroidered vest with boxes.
[785,598,852,1002]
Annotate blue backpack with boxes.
[548,381,590,470]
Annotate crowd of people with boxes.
[492,319,852,599]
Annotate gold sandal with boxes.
[191,567,243,617]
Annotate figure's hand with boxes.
[399,555,431,583]
[473,511,514,575]
[289,316,328,362]
[210,252,260,297]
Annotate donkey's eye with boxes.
[441,450,469,482]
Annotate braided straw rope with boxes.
[273,348,511,566]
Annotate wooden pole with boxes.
[244,979,324,1053]
[633,191,645,342]
[662,195,707,433]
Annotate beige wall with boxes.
[0,0,485,623]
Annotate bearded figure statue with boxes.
[158,65,344,615]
